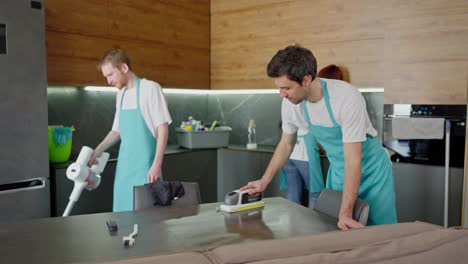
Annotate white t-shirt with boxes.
[112,78,172,139]
[282,78,377,143]
[289,128,309,161]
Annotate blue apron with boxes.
[113,77,157,212]
[301,79,397,225]
[279,133,324,193]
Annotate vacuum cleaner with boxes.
[219,189,265,213]
[62,146,110,217]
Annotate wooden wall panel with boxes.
[211,0,386,89]
[45,0,110,36]
[211,0,468,104]
[46,0,210,88]
[384,0,468,104]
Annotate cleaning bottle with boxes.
[247,119,257,149]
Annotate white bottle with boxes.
[247,119,257,149]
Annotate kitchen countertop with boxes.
[50,144,278,169]
[226,144,276,153]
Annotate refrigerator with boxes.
[0,0,50,223]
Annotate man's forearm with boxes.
[341,168,361,217]
[96,131,120,152]
[153,123,169,167]
[340,142,362,217]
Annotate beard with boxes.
[114,77,127,89]
[115,82,124,89]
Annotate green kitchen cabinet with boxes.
[393,162,463,226]
[217,148,283,201]
[50,149,217,216]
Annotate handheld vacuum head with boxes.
[62,146,110,216]
[219,189,265,213]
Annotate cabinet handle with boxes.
[0,178,46,194]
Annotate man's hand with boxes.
[239,179,268,195]
[338,214,364,230]
[88,148,103,167]
[147,163,162,183]
[88,131,120,167]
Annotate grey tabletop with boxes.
[0,197,338,264]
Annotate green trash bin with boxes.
[48,125,74,163]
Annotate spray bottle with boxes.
[247,119,257,149]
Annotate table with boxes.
[0,197,337,263]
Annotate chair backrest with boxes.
[314,189,369,225]
[133,182,201,211]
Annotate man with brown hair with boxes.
[90,49,171,212]
[279,64,346,209]
[241,45,396,230]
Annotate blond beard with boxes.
[115,77,128,90]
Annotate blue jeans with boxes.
[283,159,321,208]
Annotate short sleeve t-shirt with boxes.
[112,78,172,139]
[289,128,309,161]
[281,78,377,143]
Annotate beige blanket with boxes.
[83,222,468,264]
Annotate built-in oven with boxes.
[383,104,466,168]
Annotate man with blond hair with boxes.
[90,49,171,212]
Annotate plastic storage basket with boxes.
[176,127,232,149]
[48,125,74,163]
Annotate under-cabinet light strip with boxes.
[83,86,384,94]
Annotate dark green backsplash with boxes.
[48,88,383,159]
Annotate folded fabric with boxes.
[146,181,185,206]
[391,117,445,139]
